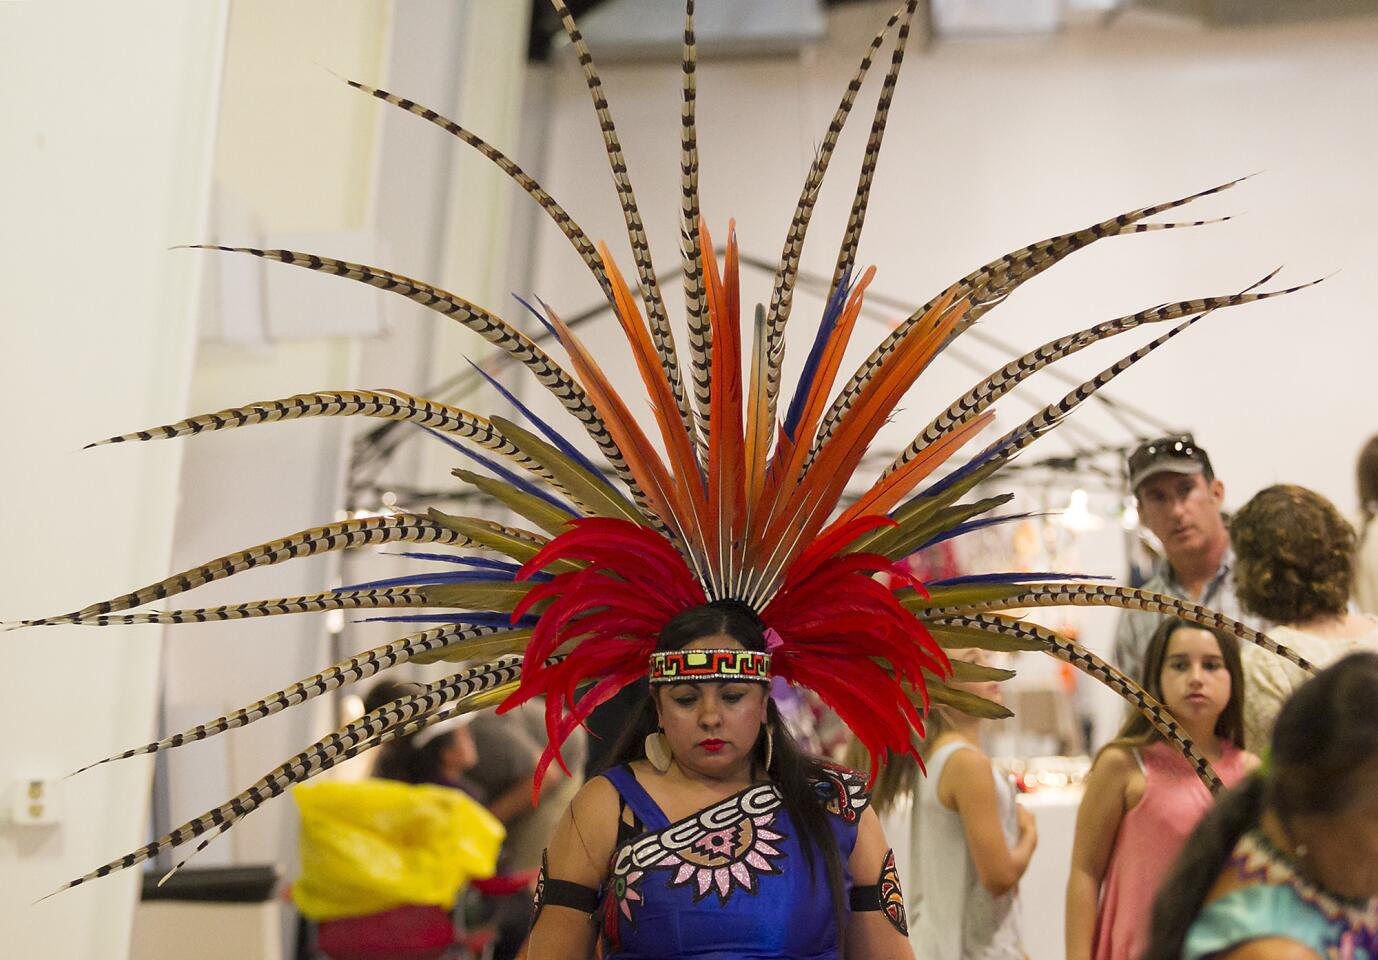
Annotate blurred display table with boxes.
[1019,786,1083,960]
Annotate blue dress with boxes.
[597,764,870,959]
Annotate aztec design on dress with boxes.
[532,852,549,924]
[607,783,784,917]
[1231,829,1378,956]
[660,808,787,902]
[815,766,872,824]
[604,771,870,930]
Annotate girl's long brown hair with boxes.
[1106,617,1246,754]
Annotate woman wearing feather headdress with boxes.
[17,4,1329,953]
[522,600,913,958]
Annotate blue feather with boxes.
[513,293,559,340]
[902,430,1020,507]
[334,569,549,593]
[927,571,1111,589]
[352,612,541,627]
[385,552,525,573]
[465,358,607,481]
[915,513,1047,552]
[783,267,853,440]
[419,426,581,517]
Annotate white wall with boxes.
[0,2,228,957]
[527,4,1378,520]
[519,2,1378,766]
[1,2,534,956]
[157,0,531,893]
[155,0,391,881]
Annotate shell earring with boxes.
[645,728,673,772]
[764,725,774,771]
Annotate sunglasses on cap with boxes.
[1127,434,1214,491]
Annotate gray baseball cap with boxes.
[1127,434,1213,492]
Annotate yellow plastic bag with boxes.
[292,780,505,921]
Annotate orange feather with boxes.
[541,301,699,560]
[833,409,994,527]
[699,219,746,589]
[753,292,963,584]
[785,294,964,529]
[749,267,875,549]
[597,244,709,532]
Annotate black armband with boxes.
[849,849,907,936]
[532,850,601,925]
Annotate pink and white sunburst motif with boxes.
[661,813,787,903]
[606,862,646,925]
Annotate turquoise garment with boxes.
[1184,883,1370,960]
[1183,829,1377,960]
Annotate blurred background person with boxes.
[467,706,585,871]
[1230,484,1378,753]
[1115,436,1264,683]
[1356,435,1378,615]
[466,706,585,960]
[892,648,1036,960]
[365,679,485,801]
[1144,652,1378,960]
[1067,619,1255,960]
[299,680,505,960]
[364,683,582,960]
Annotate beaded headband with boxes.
[648,648,773,685]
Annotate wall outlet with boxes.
[10,777,61,826]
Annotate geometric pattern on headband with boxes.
[648,648,772,684]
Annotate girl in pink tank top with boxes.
[1066,619,1258,960]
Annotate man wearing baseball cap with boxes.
[1113,434,1266,681]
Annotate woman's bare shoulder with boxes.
[1089,744,1139,779]
[567,771,621,819]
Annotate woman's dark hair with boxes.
[1143,652,1378,960]
[1231,484,1356,624]
[604,600,850,946]
[364,678,456,785]
[1360,435,1378,528]
[1108,617,1246,752]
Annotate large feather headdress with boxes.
[15,0,1320,896]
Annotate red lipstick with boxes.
[699,739,725,752]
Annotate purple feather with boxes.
[465,358,607,481]
[915,513,1049,551]
[905,430,1021,506]
[927,571,1111,589]
[334,568,549,592]
[353,612,541,627]
[386,552,526,573]
[419,426,580,517]
[784,266,853,440]
[513,293,560,341]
